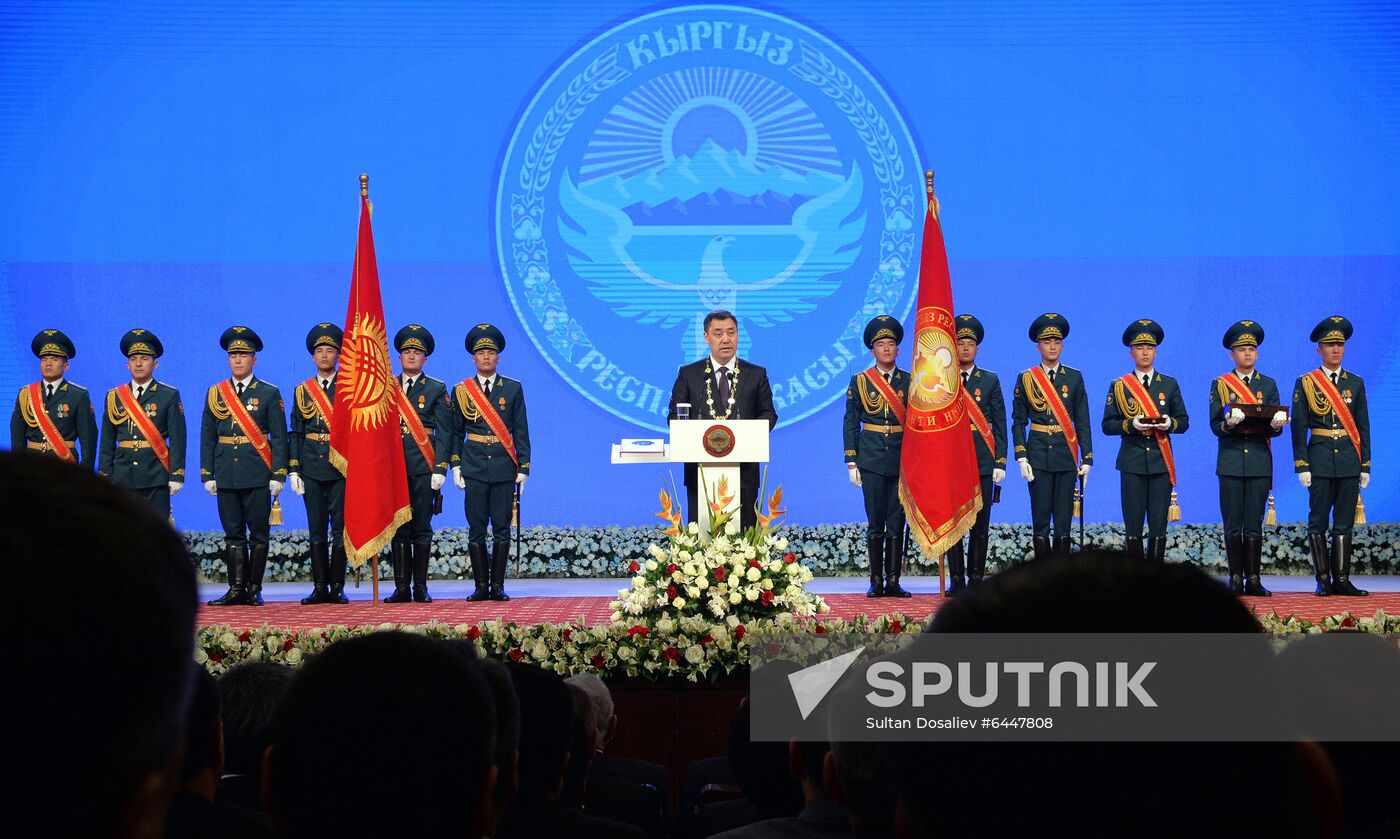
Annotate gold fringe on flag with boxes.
[270,498,283,526]
[1355,494,1366,525]
[1264,492,1277,527]
[1167,490,1181,523]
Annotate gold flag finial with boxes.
[360,173,369,198]
[924,169,940,219]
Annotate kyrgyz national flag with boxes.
[329,193,411,565]
[898,173,982,558]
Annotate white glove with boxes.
[452,466,466,490]
[288,473,305,496]
[1298,471,1311,489]
[1225,407,1245,428]
[168,481,183,496]
[1018,458,1034,482]
[1131,416,1151,433]
[1077,463,1091,479]
[515,472,528,491]
[430,473,446,491]
[204,480,217,496]
[848,465,862,488]
[992,468,1006,484]
[269,480,283,497]
[1359,473,1369,490]
[1270,410,1287,430]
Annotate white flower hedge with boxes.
[185,522,1400,582]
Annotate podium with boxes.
[668,419,770,537]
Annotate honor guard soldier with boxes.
[451,324,531,602]
[1210,321,1285,596]
[843,316,911,598]
[202,327,289,606]
[388,324,452,603]
[97,330,187,518]
[944,315,1007,593]
[1102,320,1189,563]
[11,330,98,469]
[1292,316,1371,597]
[1012,314,1093,561]
[288,323,348,605]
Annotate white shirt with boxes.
[401,373,418,391]
[231,374,254,392]
[130,379,154,397]
[710,357,734,385]
[1040,364,1062,377]
[317,375,334,390]
[40,377,65,395]
[477,373,499,391]
[1319,364,1342,383]
[1131,369,1155,385]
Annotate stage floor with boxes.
[197,576,1400,631]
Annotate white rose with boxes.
[729,592,742,605]
[265,637,281,653]
[768,561,782,573]
[618,646,636,661]
[645,558,658,571]
[685,644,705,664]
[610,611,624,623]
[761,579,773,591]
[286,647,303,665]
[686,585,701,599]
[194,648,209,664]
[746,566,761,582]
[745,588,759,602]
[726,519,739,535]
[775,538,789,550]
[532,640,551,661]
[672,597,687,609]
[688,522,700,534]
[220,632,238,649]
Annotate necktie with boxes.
[136,384,145,400]
[885,372,894,386]
[45,383,54,399]
[322,379,331,395]
[404,376,413,393]
[236,382,245,397]
[1048,368,1056,384]
[1242,375,1250,387]
[1330,372,1339,386]
[483,378,492,399]
[961,371,969,387]
[718,367,731,407]
[1142,375,1150,388]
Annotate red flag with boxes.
[898,173,983,558]
[329,193,411,566]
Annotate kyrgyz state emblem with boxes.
[338,313,393,431]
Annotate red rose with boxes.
[760,590,774,606]
[667,563,678,574]
[592,654,607,669]
[209,652,223,664]
[889,620,903,633]
[713,567,727,581]
[466,626,481,641]
[238,631,251,643]
[628,625,649,637]
[507,648,523,662]
[783,551,797,564]
[283,639,295,652]
[628,561,640,574]
[815,624,828,634]
[563,629,573,642]
[700,634,714,645]
[1340,615,1356,628]
[667,585,677,600]
[734,625,747,639]
[749,559,761,568]
[663,646,681,662]
[320,632,329,641]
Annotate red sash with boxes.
[1026,367,1080,464]
[862,368,906,427]
[1307,370,1363,460]
[1119,374,1176,486]
[217,381,274,471]
[114,384,171,473]
[392,385,436,466]
[26,383,75,463]
[457,378,518,466]
[960,390,995,454]
[1218,373,1260,405]
[302,378,334,431]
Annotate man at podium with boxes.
[667,310,778,531]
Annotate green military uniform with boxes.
[289,323,348,605]
[1210,320,1282,596]
[97,330,187,518]
[202,326,289,607]
[452,324,532,602]
[11,330,98,469]
[1291,316,1370,597]
[1011,314,1093,560]
[842,316,911,598]
[387,324,453,603]
[1101,320,1188,563]
[943,315,1007,591]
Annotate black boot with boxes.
[1054,537,1071,561]
[967,532,988,586]
[1308,533,1333,597]
[1224,534,1244,594]
[246,544,268,606]
[945,541,966,597]
[1124,538,1144,561]
[865,536,884,598]
[1147,537,1167,564]
[467,543,489,601]
[412,543,433,603]
[384,542,412,602]
[301,543,330,605]
[1032,536,1052,562]
[207,546,249,606]
[884,534,911,598]
[490,541,512,602]
[1331,534,1368,596]
[1242,534,1271,596]
[327,543,349,604]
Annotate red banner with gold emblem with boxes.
[897,174,982,559]
[329,192,411,566]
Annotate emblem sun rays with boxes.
[338,313,394,431]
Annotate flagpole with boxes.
[362,172,380,605]
[924,169,949,598]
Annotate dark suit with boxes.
[1102,372,1189,544]
[1011,365,1094,547]
[97,380,187,518]
[667,357,777,531]
[10,378,98,469]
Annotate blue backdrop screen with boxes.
[2,1,1397,531]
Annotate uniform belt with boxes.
[117,440,154,449]
[27,439,76,452]
[218,435,253,444]
[1310,428,1350,440]
[861,423,901,434]
[303,432,331,442]
[1030,423,1063,434]
[467,433,501,444]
